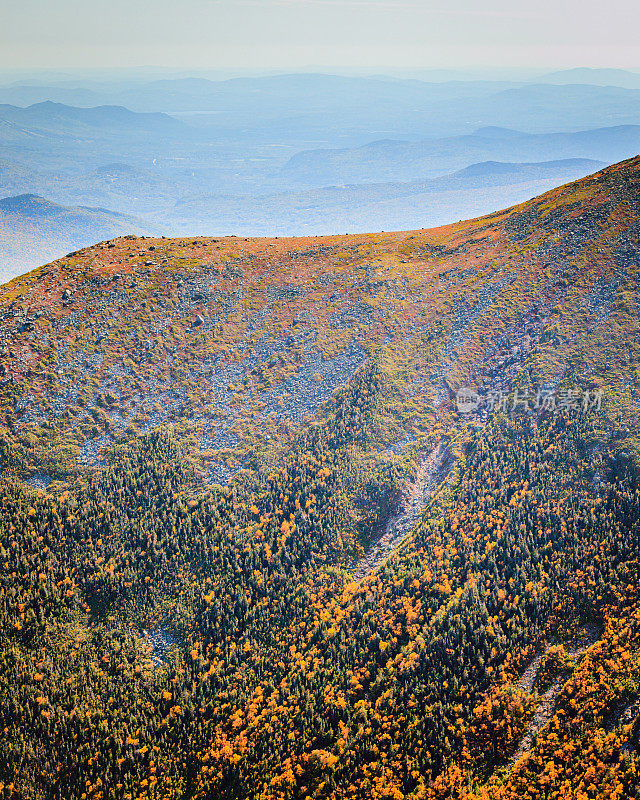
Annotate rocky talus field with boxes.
[0,157,639,800]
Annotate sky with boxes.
[0,0,639,72]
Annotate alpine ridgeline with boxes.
[1,156,640,800]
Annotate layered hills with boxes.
[0,157,639,800]
[281,125,640,186]
[0,194,162,280]
[171,158,603,236]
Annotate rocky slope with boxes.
[1,156,639,486]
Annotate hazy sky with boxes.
[1,0,638,71]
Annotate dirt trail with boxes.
[510,624,600,767]
[353,443,446,580]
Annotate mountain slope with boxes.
[4,157,640,480]
[0,193,164,281]
[0,157,639,800]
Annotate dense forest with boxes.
[0,158,639,799]
[1,363,639,799]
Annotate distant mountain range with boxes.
[0,97,636,213]
[0,100,188,138]
[0,82,638,214]
[2,76,640,144]
[280,125,640,186]
[1,68,640,110]
[0,73,541,114]
[0,194,161,281]
[535,67,640,89]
